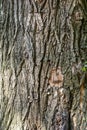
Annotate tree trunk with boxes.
[0,0,87,130]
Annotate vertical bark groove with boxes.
[0,0,87,130]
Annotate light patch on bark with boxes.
[73,116,77,129]
[53,90,57,98]
[35,13,43,30]
[10,113,22,130]
[3,69,12,98]
[49,67,63,87]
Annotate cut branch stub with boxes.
[49,67,64,87]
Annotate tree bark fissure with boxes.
[0,0,87,130]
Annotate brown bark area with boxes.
[0,0,87,130]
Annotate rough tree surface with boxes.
[0,0,87,130]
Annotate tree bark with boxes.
[0,0,87,130]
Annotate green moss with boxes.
[82,61,87,72]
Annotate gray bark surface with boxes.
[0,0,87,130]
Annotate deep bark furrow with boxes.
[0,0,87,130]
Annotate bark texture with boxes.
[0,0,87,130]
